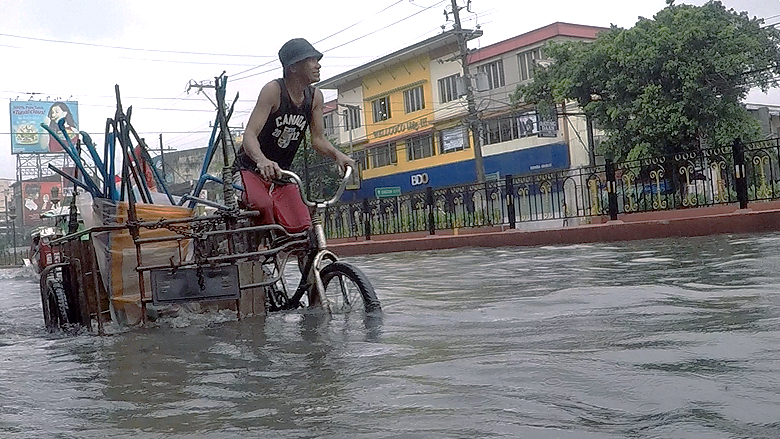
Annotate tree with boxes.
[289,134,344,201]
[512,1,780,160]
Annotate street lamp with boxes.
[8,203,17,265]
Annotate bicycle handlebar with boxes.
[278,165,353,208]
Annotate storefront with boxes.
[344,142,570,201]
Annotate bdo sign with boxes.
[411,173,429,186]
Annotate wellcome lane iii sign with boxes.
[372,118,429,139]
[375,187,402,198]
[9,101,79,154]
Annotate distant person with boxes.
[45,102,78,153]
[233,38,354,233]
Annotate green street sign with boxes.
[375,186,401,198]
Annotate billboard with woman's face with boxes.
[9,101,79,153]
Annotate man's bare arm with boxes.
[309,89,355,172]
[242,81,282,179]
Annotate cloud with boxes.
[681,0,780,19]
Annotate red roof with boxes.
[468,22,607,64]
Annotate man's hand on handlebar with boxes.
[255,157,283,180]
[335,153,356,176]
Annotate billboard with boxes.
[9,101,79,154]
[22,180,63,227]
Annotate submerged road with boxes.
[2,233,780,438]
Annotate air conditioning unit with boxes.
[474,72,489,92]
[457,76,469,97]
[457,73,490,96]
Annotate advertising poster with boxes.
[517,112,539,137]
[441,126,467,152]
[22,181,63,227]
[9,101,80,154]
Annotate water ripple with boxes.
[2,234,780,438]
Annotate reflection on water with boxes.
[1,233,780,438]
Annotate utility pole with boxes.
[186,79,218,108]
[158,133,167,182]
[586,115,596,167]
[451,0,485,183]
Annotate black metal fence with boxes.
[322,137,780,239]
[5,137,779,267]
[0,248,20,266]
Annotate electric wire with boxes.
[230,0,407,78]
[231,0,449,82]
[0,31,268,58]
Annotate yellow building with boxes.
[318,23,605,201]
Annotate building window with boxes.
[403,86,425,113]
[372,97,391,122]
[439,126,468,153]
[323,112,336,137]
[482,111,548,145]
[518,47,545,82]
[484,119,502,145]
[371,142,397,168]
[352,149,369,172]
[438,74,460,103]
[407,134,434,161]
[477,60,505,90]
[345,106,362,131]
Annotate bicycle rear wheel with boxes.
[319,261,381,314]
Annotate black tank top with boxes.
[235,78,314,171]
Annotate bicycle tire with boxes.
[319,261,381,314]
[44,279,70,331]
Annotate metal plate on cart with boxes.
[151,265,240,305]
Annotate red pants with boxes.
[239,170,311,233]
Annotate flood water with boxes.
[2,233,780,438]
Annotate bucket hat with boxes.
[279,38,323,68]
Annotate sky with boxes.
[1,0,779,181]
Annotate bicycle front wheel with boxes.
[319,261,381,314]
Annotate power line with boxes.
[313,1,406,45]
[321,1,448,55]
[0,31,269,58]
[231,0,448,82]
[233,0,403,80]
[113,56,259,67]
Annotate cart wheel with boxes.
[40,280,54,331]
[265,286,291,312]
[43,279,70,332]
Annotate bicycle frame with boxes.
[157,165,355,313]
[263,165,355,312]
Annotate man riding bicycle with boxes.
[234,38,354,233]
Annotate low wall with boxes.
[329,204,780,256]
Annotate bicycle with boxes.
[236,164,381,315]
[36,75,379,334]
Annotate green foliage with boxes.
[512,1,780,160]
